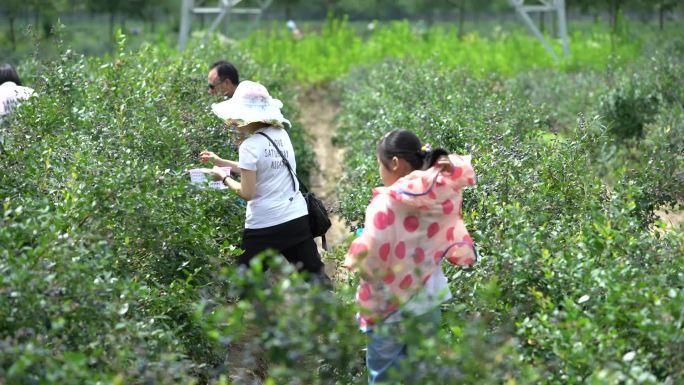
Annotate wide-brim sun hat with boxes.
[211,80,291,128]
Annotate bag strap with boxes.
[256,131,311,193]
[257,132,328,248]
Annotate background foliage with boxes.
[331,33,683,383]
[0,5,683,384]
[2,0,682,61]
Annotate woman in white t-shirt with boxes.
[0,64,34,117]
[198,81,325,277]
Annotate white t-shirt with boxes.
[238,126,308,229]
[0,82,34,116]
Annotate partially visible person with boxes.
[286,20,303,40]
[207,60,239,98]
[198,80,328,282]
[207,60,243,146]
[345,129,478,384]
[0,64,34,116]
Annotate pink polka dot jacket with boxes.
[345,154,477,328]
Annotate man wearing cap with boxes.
[207,60,239,98]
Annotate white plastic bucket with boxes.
[188,167,231,189]
[188,169,208,184]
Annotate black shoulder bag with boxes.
[257,132,332,250]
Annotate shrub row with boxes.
[0,34,316,383]
[331,56,683,383]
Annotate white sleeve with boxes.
[238,139,259,171]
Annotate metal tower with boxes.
[509,0,569,60]
[178,0,275,51]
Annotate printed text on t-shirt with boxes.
[263,139,289,170]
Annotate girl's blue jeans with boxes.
[365,308,441,384]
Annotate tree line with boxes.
[0,0,175,50]
[1,0,681,51]
[283,0,680,27]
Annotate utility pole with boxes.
[509,0,570,60]
[179,0,275,51]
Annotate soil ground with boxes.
[655,206,684,231]
[296,88,353,280]
[224,88,351,384]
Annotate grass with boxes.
[236,18,664,85]
[4,16,680,87]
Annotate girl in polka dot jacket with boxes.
[345,129,477,384]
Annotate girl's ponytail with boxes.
[421,145,449,171]
[377,129,449,172]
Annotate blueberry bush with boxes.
[0,33,317,383]
[1,21,682,385]
[331,51,683,383]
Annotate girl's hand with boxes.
[199,151,218,164]
[436,155,453,173]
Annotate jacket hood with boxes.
[373,154,475,211]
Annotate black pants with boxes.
[240,215,324,275]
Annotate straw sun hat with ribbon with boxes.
[211,80,291,129]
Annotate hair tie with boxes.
[421,143,432,156]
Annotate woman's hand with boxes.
[195,166,229,181]
[199,151,218,164]
[200,151,239,169]
[210,165,230,181]
[203,166,253,201]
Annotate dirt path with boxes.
[223,89,350,385]
[656,206,684,231]
[296,88,351,276]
